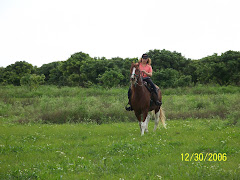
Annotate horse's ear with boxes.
[131,62,137,68]
[131,62,139,66]
[134,63,139,69]
[131,63,135,69]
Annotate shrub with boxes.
[98,69,124,88]
[152,68,179,88]
[20,74,45,91]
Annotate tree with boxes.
[37,61,61,83]
[20,74,45,91]
[3,61,34,85]
[59,52,92,86]
[152,68,179,88]
[98,69,124,88]
[2,50,239,87]
[194,51,240,85]
[147,49,190,72]
[0,67,5,85]
[175,75,192,87]
[220,51,240,85]
[48,63,66,86]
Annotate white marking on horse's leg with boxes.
[141,121,146,136]
[145,114,151,133]
[139,122,142,132]
[154,111,160,131]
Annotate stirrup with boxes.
[125,104,133,111]
[155,100,162,106]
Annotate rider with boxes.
[125,53,161,111]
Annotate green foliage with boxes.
[175,75,192,87]
[0,85,239,125]
[98,69,124,88]
[148,49,191,72]
[20,74,45,91]
[194,51,240,86]
[1,50,240,88]
[1,61,34,86]
[0,67,5,84]
[36,61,61,83]
[59,52,94,86]
[152,68,179,88]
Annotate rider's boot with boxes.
[125,100,133,111]
[126,88,133,111]
[153,90,162,106]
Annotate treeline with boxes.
[0,49,239,88]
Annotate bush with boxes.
[98,69,124,88]
[152,68,179,88]
[20,74,45,91]
[175,75,192,87]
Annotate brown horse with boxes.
[130,63,166,135]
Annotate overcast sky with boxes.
[0,0,239,67]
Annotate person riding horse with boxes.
[126,54,161,111]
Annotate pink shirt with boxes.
[139,63,152,78]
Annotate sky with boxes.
[0,0,240,67]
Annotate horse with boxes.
[130,63,166,135]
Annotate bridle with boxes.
[130,66,143,87]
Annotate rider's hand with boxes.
[142,70,146,74]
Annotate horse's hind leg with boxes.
[154,110,160,131]
[145,114,151,133]
[135,113,142,134]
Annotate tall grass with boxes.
[0,86,135,124]
[0,85,239,125]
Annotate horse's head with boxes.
[130,63,141,85]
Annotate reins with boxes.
[132,70,143,87]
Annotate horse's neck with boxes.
[132,84,145,98]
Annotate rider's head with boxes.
[139,54,151,65]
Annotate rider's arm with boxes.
[142,70,152,77]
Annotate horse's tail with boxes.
[160,107,166,129]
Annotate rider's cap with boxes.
[142,54,148,59]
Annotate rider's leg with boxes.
[125,87,133,111]
[143,78,161,106]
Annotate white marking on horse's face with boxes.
[131,67,136,80]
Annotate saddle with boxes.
[143,81,159,93]
[143,82,160,107]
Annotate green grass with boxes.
[0,85,239,125]
[0,86,136,124]
[0,85,240,179]
[0,120,239,179]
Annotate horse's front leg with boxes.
[141,111,148,136]
[145,114,151,133]
[135,113,142,133]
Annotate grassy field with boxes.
[0,85,239,124]
[0,85,240,179]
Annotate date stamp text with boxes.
[181,153,227,162]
